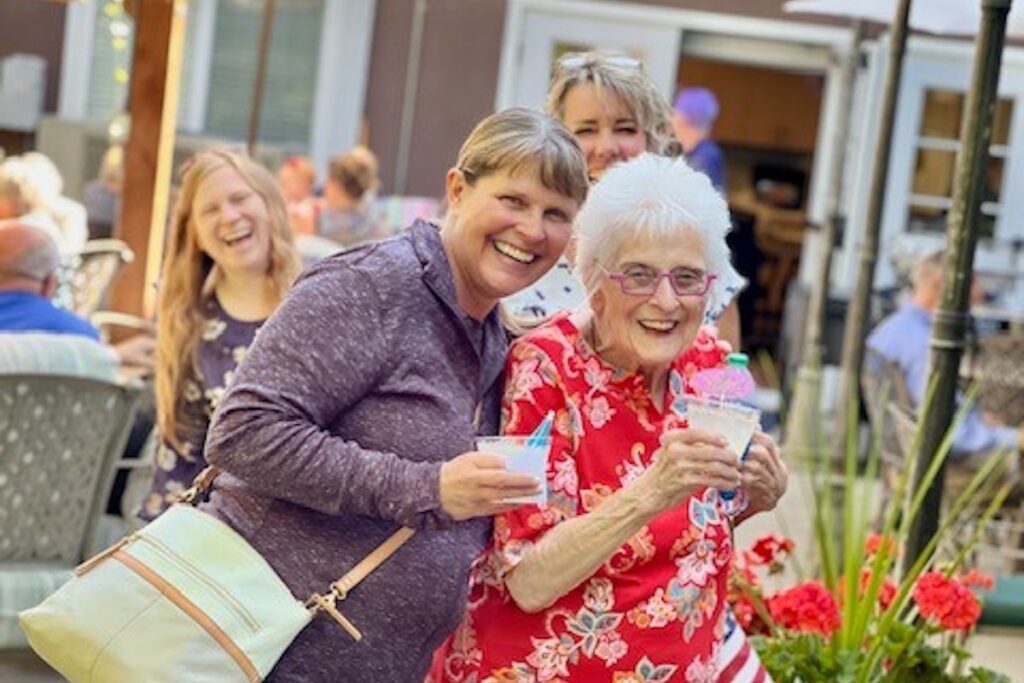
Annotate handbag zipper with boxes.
[132,533,262,634]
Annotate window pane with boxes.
[912,148,956,197]
[919,89,1014,147]
[907,205,995,239]
[919,90,963,140]
[205,0,324,146]
[992,98,1014,147]
[86,2,134,121]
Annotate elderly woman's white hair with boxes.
[574,152,733,316]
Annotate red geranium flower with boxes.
[864,533,897,558]
[768,581,841,636]
[960,569,995,591]
[838,568,898,610]
[913,571,982,632]
[748,534,795,569]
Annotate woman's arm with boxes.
[205,262,447,528]
[504,427,740,613]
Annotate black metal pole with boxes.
[247,0,277,155]
[903,0,1012,572]
[834,0,913,461]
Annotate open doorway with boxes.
[676,54,825,365]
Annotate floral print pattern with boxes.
[141,297,263,520]
[429,315,734,682]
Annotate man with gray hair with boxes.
[0,220,99,339]
[867,247,1023,464]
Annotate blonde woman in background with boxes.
[318,145,385,247]
[506,52,744,349]
[141,148,300,520]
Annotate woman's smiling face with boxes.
[442,166,580,319]
[561,83,647,182]
[589,226,708,374]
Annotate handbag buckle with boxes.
[307,592,363,641]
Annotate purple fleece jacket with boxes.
[203,220,507,681]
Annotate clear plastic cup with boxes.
[476,435,550,505]
[685,397,761,458]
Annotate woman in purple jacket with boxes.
[202,108,589,681]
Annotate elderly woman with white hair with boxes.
[430,153,785,682]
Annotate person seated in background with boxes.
[673,87,727,193]
[0,220,155,365]
[22,152,89,253]
[83,144,124,239]
[867,248,1024,468]
[318,145,386,247]
[0,220,100,339]
[276,155,318,236]
[0,156,67,252]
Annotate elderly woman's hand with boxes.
[741,430,787,515]
[645,427,742,512]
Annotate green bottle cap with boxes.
[726,353,749,368]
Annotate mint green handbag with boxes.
[19,469,413,682]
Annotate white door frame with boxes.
[497,0,855,231]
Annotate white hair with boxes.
[574,153,734,316]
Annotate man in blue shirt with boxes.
[0,220,99,339]
[867,249,1022,464]
[673,87,726,193]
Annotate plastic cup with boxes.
[476,435,550,505]
[685,397,761,458]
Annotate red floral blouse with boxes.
[429,314,737,683]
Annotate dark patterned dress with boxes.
[140,297,262,520]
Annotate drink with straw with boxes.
[476,411,553,505]
[684,353,760,501]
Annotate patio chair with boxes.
[58,239,134,318]
[861,348,915,502]
[972,333,1024,426]
[0,374,140,648]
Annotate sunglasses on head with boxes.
[556,53,642,73]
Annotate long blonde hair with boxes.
[156,148,300,451]
[546,51,681,158]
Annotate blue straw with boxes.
[527,411,554,447]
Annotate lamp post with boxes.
[903,0,1013,571]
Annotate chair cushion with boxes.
[0,333,117,382]
[0,565,73,648]
[980,575,1024,627]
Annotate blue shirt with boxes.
[687,139,726,193]
[867,302,1018,458]
[0,291,100,340]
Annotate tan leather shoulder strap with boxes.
[330,527,415,598]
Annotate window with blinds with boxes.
[908,89,1013,239]
[86,2,133,121]
[85,0,323,147]
[204,0,324,146]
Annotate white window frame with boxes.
[59,0,375,174]
[842,35,1024,294]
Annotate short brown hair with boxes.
[456,107,588,206]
